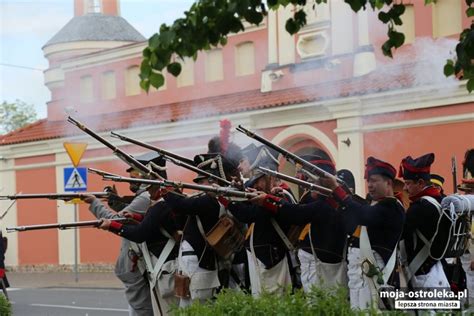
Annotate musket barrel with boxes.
[0,192,110,200]
[103,175,257,199]
[258,167,332,196]
[452,156,458,193]
[237,125,346,187]
[88,168,120,178]
[7,218,129,232]
[110,132,195,165]
[164,156,232,186]
[110,132,229,185]
[68,117,163,180]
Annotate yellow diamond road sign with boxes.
[64,142,88,167]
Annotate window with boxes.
[205,49,224,82]
[85,0,102,14]
[80,75,93,103]
[235,42,255,76]
[101,71,116,100]
[432,0,462,38]
[176,57,194,87]
[125,66,140,96]
[396,4,415,44]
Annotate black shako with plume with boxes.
[205,119,242,180]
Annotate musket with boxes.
[109,132,231,185]
[0,191,21,220]
[0,192,110,201]
[164,156,232,186]
[236,125,345,187]
[103,175,258,199]
[6,218,130,233]
[67,117,163,180]
[300,169,320,183]
[452,156,458,193]
[258,167,332,196]
[88,167,121,178]
[110,131,195,165]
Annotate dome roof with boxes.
[44,13,146,47]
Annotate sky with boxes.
[0,0,194,118]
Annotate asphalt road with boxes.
[9,287,129,316]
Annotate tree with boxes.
[139,0,474,93]
[0,100,38,135]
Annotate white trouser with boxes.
[298,249,348,292]
[247,250,291,297]
[150,259,178,316]
[178,241,220,308]
[410,261,450,289]
[347,247,384,310]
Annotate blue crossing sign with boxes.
[64,167,87,192]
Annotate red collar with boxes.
[409,186,441,202]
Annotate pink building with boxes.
[0,0,472,268]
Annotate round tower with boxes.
[42,0,145,114]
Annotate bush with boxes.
[171,286,407,316]
[0,294,11,316]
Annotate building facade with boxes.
[0,0,472,268]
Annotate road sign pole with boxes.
[63,142,87,284]
[74,202,79,283]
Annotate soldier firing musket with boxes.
[0,192,110,201]
[67,116,164,180]
[102,175,258,200]
[257,166,332,196]
[236,125,349,190]
[6,218,130,233]
[110,132,232,186]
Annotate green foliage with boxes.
[0,100,38,135]
[140,0,474,93]
[444,6,474,93]
[0,294,11,316]
[171,286,409,316]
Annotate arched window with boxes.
[177,57,194,87]
[101,71,116,100]
[80,75,93,103]
[432,0,462,38]
[205,49,224,82]
[235,42,255,76]
[125,66,140,96]
[396,5,415,44]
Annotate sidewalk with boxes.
[6,271,123,289]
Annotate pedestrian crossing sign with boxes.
[64,167,87,192]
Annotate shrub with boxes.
[0,294,11,316]
[171,286,408,316]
